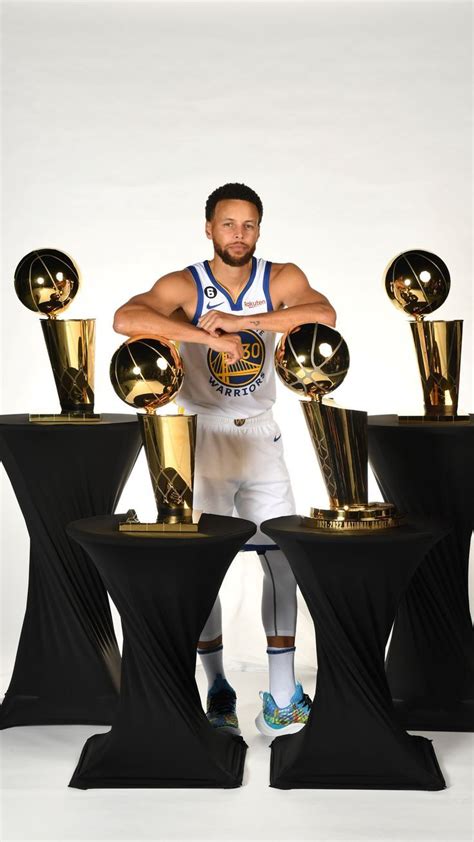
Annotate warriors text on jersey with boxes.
[177,257,276,418]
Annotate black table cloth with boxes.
[67,513,255,789]
[368,415,474,731]
[261,516,447,790]
[0,414,142,728]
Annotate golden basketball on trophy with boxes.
[275,321,349,399]
[384,249,467,422]
[275,323,398,530]
[14,248,99,422]
[110,336,200,532]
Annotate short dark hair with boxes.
[205,183,263,223]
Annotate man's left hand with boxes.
[198,311,242,336]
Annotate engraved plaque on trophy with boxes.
[110,335,201,533]
[384,249,468,423]
[14,248,100,423]
[275,322,398,530]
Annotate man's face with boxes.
[206,199,260,267]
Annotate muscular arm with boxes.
[113,272,244,362]
[198,263,336,336]
[113,272,205,343]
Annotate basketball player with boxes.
[113,183,336,736]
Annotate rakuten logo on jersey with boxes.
[244,299,265,309]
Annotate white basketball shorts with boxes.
[193,409,296,548]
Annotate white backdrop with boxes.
[1,0,472,679]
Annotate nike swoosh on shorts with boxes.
[273,435,281,442]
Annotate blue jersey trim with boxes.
[187,265,204,325]
[263,260,273,311]
[204,257,257,311]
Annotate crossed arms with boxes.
[113,263,336,364]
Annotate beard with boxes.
[213,241,256,267]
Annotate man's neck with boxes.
[209,254,253,294]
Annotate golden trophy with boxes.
[110,335,201,532]
[275,323,398,530]
[14,248,100,423]
[384,249,468,422]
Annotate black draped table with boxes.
[368,415,474,731]
[0,414,142,728]
[261,516,447,790]
[67,513,255,789]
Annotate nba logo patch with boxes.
[208,330,265,388]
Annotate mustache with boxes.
[214,242,256,267]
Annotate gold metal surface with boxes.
[110,337,195,531]
[410,319,463,417]
[110,335,184,412]
[14,248,80,317]
[138,413,197,524]
[303,503,399,531]
[13,247,99,419]
[118,507,201,533]
[29,412,101,424]
[301,401,399,529]
[384,249,450,318]
[302,400,368,507]
[40,318,98,416]
[384,249,466,421]
[276,323,398,530]
[275,323,349,399]
[119,522,201,533]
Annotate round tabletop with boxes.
[67,513,256,548]
[261,515,449,546]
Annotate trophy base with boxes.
[303,503,399,531]
[118,509,202,534]
[29,412,101,424]
[398,412,471,424]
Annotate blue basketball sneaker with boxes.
[255,682,312,736]
[206,674,240,735]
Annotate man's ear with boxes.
[205,221,212,240]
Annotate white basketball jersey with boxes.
[177,257,276,418]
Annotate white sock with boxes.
[197,643,226,690]
[267,646,296,708]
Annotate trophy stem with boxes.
[138,413,197,524]
[301,400,368,508]
[40,318,96,415]
[300,400,398,530]
[409,319,463,417]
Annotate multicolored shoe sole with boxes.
[255,683,311,737]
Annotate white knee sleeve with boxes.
[259,549,297,638]
[199,596,222,642]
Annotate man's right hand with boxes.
[207,332,244,364]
